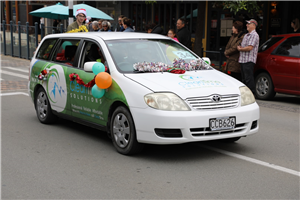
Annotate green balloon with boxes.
[62,41,73,50]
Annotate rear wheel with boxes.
[35,87,57,124]
[110,106,144,155]
[255,72,276,100]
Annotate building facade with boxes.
[2,1,300,52]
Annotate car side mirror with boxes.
[84,61,98,72]
[202,57,211,65]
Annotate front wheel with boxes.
[255,72,276,100]
[35,87,57,124]
[110,106,144,155]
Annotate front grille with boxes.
[190,123,246,137]
[186,94,239,110]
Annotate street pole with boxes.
[68,0,74,25]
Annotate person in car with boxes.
[224,21,245,82]
[67,8,87,32]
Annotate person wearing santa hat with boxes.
[67,8,87,32]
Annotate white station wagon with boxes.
[29,32,259,155]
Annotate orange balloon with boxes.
[95,72,112,89]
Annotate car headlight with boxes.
[144,93,191,111]
[240,86,255,106]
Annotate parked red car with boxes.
[254,33,300,100]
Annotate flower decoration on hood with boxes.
[133,59,211,73]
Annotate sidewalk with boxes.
[1,54,30,92]
[1,54,31,67]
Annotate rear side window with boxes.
[273,37,300,57]
[53,39,80,67]
[36,39,57,60]
[258,37,283,52]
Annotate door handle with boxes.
[271,57,276,61]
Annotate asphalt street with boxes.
[1,55,299,199]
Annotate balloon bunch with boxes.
[91,62,112,98]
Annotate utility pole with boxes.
[68,0,74,25]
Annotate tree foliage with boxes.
[218,0,260,15]
[144,0,261,14]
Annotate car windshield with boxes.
[106,39,210,73]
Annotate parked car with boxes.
[254,33,300,100]
[29,32,259,155]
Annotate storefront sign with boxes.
[29,1,59,5]
[271,18,281,27]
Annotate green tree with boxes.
[144,0,261,55]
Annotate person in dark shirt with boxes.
[116,15,125,32]
[151,22,164,35]
[176,18,191,49]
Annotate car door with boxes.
[269,36,300,93]
[49,38,82,116]
[68,40,108,126]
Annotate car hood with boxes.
[124,70,243,99]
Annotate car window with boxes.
[79,41,107,70]
[273,37,300,57]
[258,37,283,52]
[106,39,199,73]
[53,39,80,67]
[36,39,57,60]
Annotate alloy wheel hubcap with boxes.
[256,77,269,96]
[113,113,130,148]
[37,92,48,119]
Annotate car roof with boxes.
[272,33,300,38]
[43,32,171,41]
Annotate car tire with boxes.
[35,87,57,124]
[110,106,144,155]
[219,137,241,143]
[255,72,276,100]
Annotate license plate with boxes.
[209,117,236,131]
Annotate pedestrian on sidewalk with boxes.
[237,19,260,95]
[291,18,300,33]
[67,8,87,32]
[98,19,104,32]
[100,21,112,32]
[115,15,125,32]
[176,18,191,49]
[167,29,179,42]
[151,22,164,35]
[91,21,99,32]
[224,21,245,82]
[122,17,134,32]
